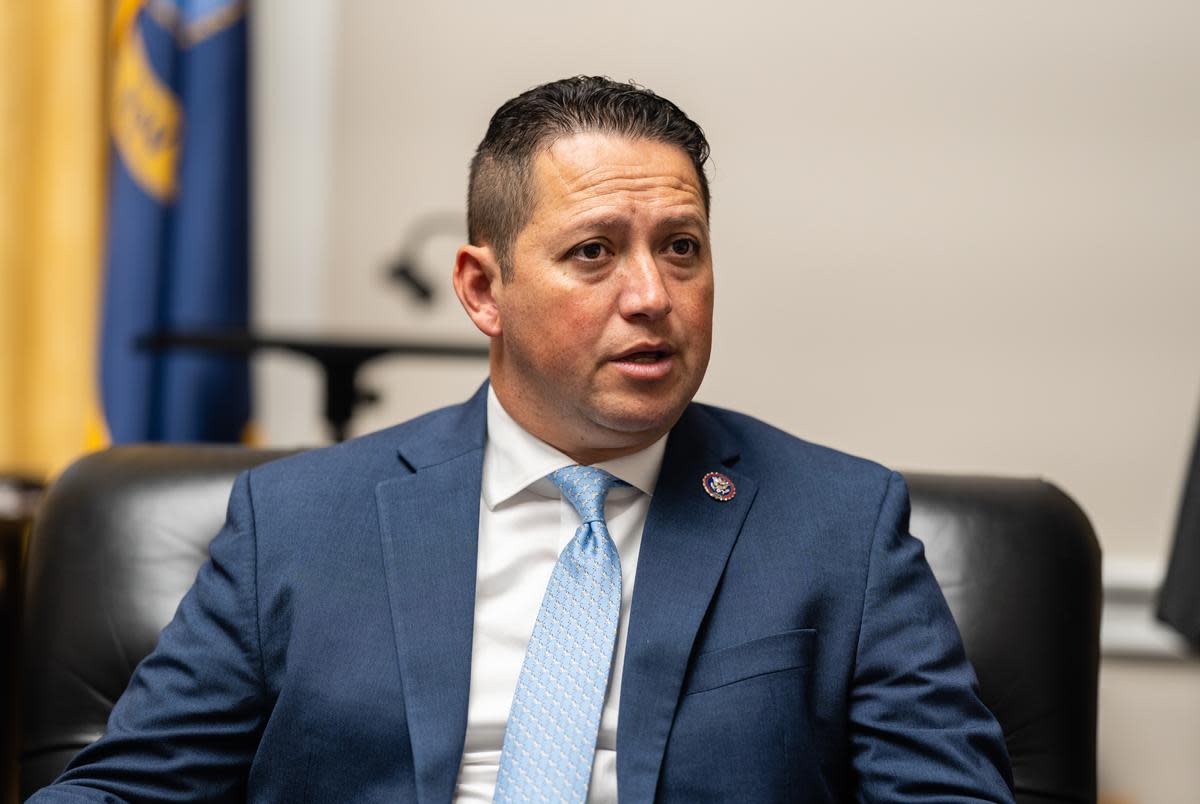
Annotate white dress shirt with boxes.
[452,387,666,802]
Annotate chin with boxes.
[589,396,689,439]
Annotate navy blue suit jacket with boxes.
[33,385,1013,802]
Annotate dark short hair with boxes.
[468,76,711,280]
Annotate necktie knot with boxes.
[549,465,627,524]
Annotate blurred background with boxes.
[2,1,1198,801]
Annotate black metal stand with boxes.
[138,330,489,442]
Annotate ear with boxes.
[453,243,503,337]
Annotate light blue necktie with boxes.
[494,465,627,803]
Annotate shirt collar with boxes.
[481,385,667,511]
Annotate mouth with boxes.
[620,350,670,363]
[610,345,676,379]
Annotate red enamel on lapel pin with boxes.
[702,472,736,501]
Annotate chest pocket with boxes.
[683,628,816,695]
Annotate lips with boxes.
[622,350,668,363]
[610,344,676,379]
[613,343,674,362]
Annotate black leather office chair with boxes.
[2,516,29,804]
[2,475,41,804]
[18,446,1101,802]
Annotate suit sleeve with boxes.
[848,471,1015,803]
[28,471,269,803]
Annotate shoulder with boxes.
[685,401,903,510]
[689,401,895,482]
[244,394,483,501]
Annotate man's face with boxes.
[488,132,714,461]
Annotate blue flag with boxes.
[101,0,250,442]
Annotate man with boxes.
[33,77,1013,802]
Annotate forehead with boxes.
[525,132,706,230]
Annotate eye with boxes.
[668,237,699,257]
[571,241,610,261]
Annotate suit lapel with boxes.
[617,406,758,802]
[372,390,754,802]
[375,386,487,804]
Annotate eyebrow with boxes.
[562,213,708,237]
[658,214,709,232]
[567,215,625,233]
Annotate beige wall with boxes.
[1099,659,1200,804]
[304,0,1198,564]
[253,3,1200,800]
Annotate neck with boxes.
[558,440,662,467]
[489,373,668,466]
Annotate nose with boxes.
[618,249,672,321]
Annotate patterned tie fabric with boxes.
[494,465,628,803]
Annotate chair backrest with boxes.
[2,514,33,804]
[19,446,293,799]
[19,446,1101,802]
[908,474,1101,803]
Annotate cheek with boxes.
[548,295,610,344]
[674,281,715,333]
[559,300,601,332]
[509,294,602,368]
